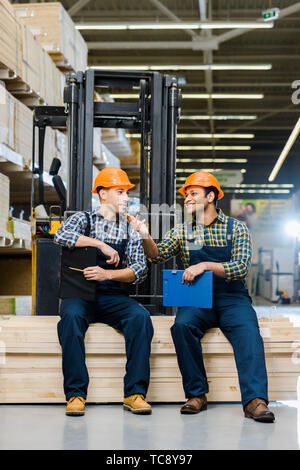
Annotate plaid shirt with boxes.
[148,209,252,281]
[54,209,148,284]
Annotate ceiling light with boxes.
[241,169,247,173]
[90,64,271,71]
[76,21,274,31]
[181,115,257,120]
[182,93,264,99]
[127,133,254,139]
[177,168,223,173]
[268,117,300,182]
[177,133,255,139]
[110,93,264,100]
[230,189,290,194]
[177,146,251,150]
[177,158,248,163]
[228,184,294,188]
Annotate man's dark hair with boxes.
[204,186,219,206]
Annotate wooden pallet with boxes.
[0,315,299,403]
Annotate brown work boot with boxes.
[244,398,275,423]
[180,395,207,414]
[123,394,152,415]
[66,396,86,416]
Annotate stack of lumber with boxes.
[0,0,63,106]
[0,0,19,79]
[0,172,10,237]
[13,2,87,72]
[0,82,59,173]
[0,315,299,403]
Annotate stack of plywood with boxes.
[0,172,10,237]
[0,0,19,77]
[0,0,63,106]
[0,315,299,403]
[0,82,32,163]
[13,2,87,72]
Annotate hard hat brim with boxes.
[92,183,135,194]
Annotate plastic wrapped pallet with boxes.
[13,2,87,72]
[0,0,19,76]
[0,296,32,315]
[93,128,102,160]
[9,217,31,242]
[101,144,120,168]
[0,172,10,236]
[101,128,131,157]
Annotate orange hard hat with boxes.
[91,167,135,193]
[178,171,224,200]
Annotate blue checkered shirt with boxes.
[54,209,148,284]
[148,209,252,281]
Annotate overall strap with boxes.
[226,217,234,255]
[83,211,91,237]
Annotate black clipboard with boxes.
[59,212,97,301]
[59,246,97,301]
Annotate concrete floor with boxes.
[0,401,298,450]
[1,302,299,450]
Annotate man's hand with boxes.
[83,266,111,282]
[182,263,207,286]
[126,214,149,239]
[98,241,120,267]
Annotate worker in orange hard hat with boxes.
[128,170,274,423]
[54,167,153,416]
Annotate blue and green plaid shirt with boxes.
[148,209,252,281]
[54,209,148,284]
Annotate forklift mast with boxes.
[31,70,182,315]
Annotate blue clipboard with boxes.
[163,270,213,308]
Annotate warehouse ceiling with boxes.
[12,0,300,201]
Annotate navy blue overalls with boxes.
[58,231,154,401]
[170,217,268,408]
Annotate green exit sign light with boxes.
[262,7,280,21]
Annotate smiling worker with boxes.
[128,171,274,423]
[54,167,153,416]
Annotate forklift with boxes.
[31,69,182,315]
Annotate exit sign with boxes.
[262,7,280,21]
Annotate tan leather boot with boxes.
[244,398,275,423]
[66,397,86,416]
[123,394,152,414]
[180,395,207,414]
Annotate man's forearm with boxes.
[204,262,226,278]
[142,235,159,258]
[75,234,103,249]
[107,267,136,283]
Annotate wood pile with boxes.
[0,172,10,237]
[13,2,87,73]
[0,315,299,403]
[0,0,63,107]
